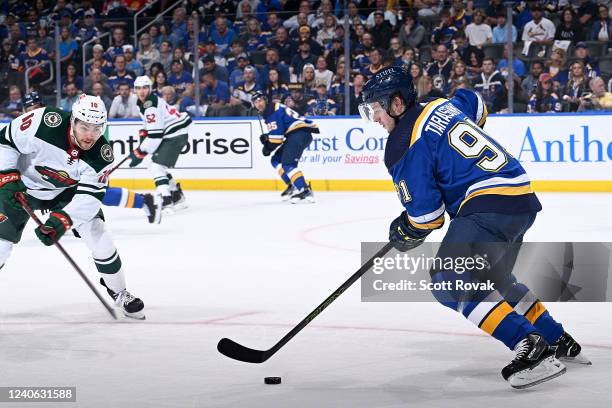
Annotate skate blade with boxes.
[560,352,592,365]
[120,310,146,320]
[173,202,188,211]
[509,356,567,389]
[290,197,316,204]
[162,206,175,215]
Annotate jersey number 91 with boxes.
[448,121,508,172]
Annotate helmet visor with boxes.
[358,100,385,123]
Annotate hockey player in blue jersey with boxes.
[358,66,590,389]
[251,91,318,203]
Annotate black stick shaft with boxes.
[16,193,117,319]
[107,155,130,176]
[267,241,394,356]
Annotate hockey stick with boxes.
[106,155,130,177]
[217,241,394,363]
[15,192,118,320]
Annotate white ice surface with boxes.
[0,192,611,408]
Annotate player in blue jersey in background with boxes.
[251,91,318,203]
[21,92,162,224]
[358,66,590,389]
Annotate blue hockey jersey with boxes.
[385,89,541,231]
[263,102,319,146]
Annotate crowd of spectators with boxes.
[1,0,612,120]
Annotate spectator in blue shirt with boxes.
[58,26,77,67]
[108,54,136,95]
[201,71,230,106]
[210,17,237,54]
[167,59,194,95]
[492,13,517,43]
[259,48,290,86]
[497,46,525,78]
[77,10,100,43]
[169,7,188,48]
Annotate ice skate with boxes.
[142,193,162,224]
[553,332,591,365]
[502,333,566,389]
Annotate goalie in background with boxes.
[251,91,318,203]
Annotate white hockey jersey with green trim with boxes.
[136,94,191,154]
[0,107,114,227]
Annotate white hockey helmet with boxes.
[134,75,153,88]
[71,94,107,138]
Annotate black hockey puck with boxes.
[264,377,281,385]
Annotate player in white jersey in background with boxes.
[130,76,191,213]
[0,95,145,319]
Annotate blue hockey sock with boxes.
[502,282,565,344]
[431,271,538,349]
[284,166,307,190]
[102,187,145,209]
[272,160,291,186]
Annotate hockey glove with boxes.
[259,133,270,145]
[0,170,27,211]
[35,210,72,246]
[389,211,431,252]
[262,145,274,156]
[129,148,147,167]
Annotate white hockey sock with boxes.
[75,218,127,292]
[168,175,178,191]
[150,162,171,197]
[100,269,127,293]
[156,184,171,197]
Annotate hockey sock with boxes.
[150,163,171,197]
[272,160,291,186]
[102,187,144,209]
[76,218,127,293]
[502,282,565,344]
[167,173,179,192]
[431,270,538,349]
[284,166,307,190]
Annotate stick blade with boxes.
[217,338,268,363]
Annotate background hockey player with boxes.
[251,91,318,203]
[358,66,590,389]
[0,94,145,319]
[21,91,162,224]
[130,75,190,213]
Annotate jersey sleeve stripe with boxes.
[0,123,17,150]
[408,214,445,230]
[75,190,105,200]
[77,183,105,191]
[477,94,488,127]
[407,203,445,224]
[164,115,192,136]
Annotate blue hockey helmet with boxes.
[358,65,417,122]
[22,91,44,112]
[251,90,267,110]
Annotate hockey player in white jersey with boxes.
[0,95,145,319]
[130,76,191,213]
